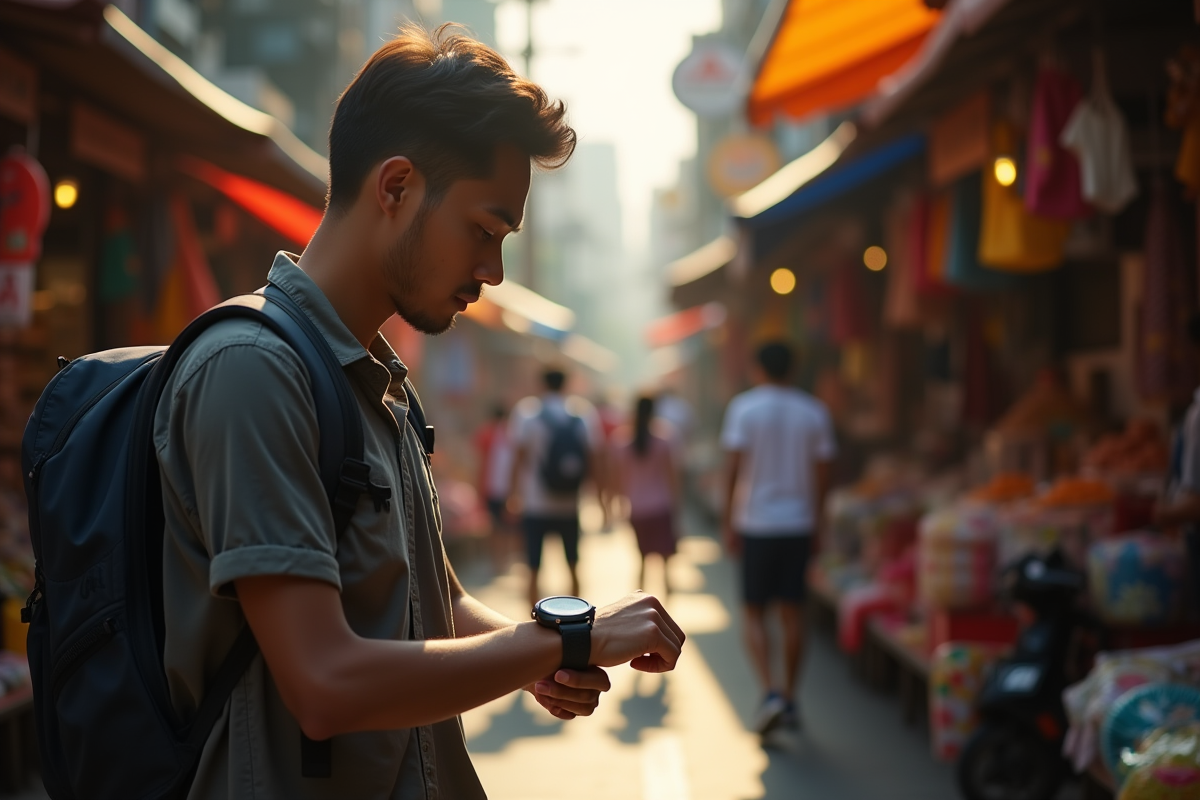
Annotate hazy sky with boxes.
[493,0,723,254]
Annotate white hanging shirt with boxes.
[1060,92,1138,214]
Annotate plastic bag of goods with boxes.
[1102,684,1200,788]
[1118,723,1200,800]
[1063,656,1176,773]
[918,503,999,610]
[1089,534,1188,626]
[929,641,1009,761]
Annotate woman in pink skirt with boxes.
[613,395,680,594]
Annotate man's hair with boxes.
[327,24,576,214]
[543,369,566,392]
[757,341,793,381]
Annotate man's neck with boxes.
[297,216,392,349]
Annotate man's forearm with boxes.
[452,589,520,636]
[1157,492,1200,527]
[306,621,562,738]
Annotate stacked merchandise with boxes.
[1064,641,1200,797]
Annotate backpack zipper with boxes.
[50,616,118,701]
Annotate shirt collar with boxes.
[266,252,409,385]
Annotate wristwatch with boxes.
[531,596,595,670]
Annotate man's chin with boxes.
[400,311,457,336]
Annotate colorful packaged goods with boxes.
[1037,477,1116,508]
[1102,684,1200,787]
[1118,723,1200,800]
[967,472,1036,503]
[929,641,1010,761]
[1088,534,1188,626]
[1083,420,1170,477]
[917,504,999,610]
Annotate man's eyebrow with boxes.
[487,206,522,233]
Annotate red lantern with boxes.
[0,150,51,265]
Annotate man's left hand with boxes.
[526,666,612,720]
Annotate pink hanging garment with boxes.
[1025,64,1091,219]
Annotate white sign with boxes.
[0,262,34,327]
[672,41,749,118]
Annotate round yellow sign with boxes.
[706,134,782,198]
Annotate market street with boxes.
[455,506,960,800]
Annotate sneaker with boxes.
[753,692,788,735]
[780,700,801,731]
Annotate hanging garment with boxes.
[1166,45,1200,194]
[979,122,1070,271]
[830,262,872,345]
[1060,56,1138,214]
[883,192,921,327]
[1025,64,1091,219]
[916,190,955,296]
[945,172,1021,291]
[1139,179,1198,404]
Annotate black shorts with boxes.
[523,514,580,570]
[486,497,506,527]
[741,534,812,605]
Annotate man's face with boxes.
[382,144,529,334]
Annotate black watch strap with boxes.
[559,621,591,670]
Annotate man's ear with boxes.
[374,156,423,217]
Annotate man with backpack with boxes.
[22,26,683,800]
[509,368,604,607]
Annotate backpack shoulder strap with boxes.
[147,287,367,787]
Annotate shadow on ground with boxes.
[465,694,565,754]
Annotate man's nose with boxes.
[476,255,504,286]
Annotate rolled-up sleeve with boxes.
[159,333,340,597]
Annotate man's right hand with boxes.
[589,593,685,673]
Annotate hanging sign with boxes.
[71,102,147,183]
[706,133,781,197]
[929,91,990,186]
[672,41,749,118]
[0,48,37,125]
[0,150,50,326]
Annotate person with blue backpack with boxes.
[21,25,683,800]
[508,367,605,608]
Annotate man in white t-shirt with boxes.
[509,368,605,607]
[720,341,836,737]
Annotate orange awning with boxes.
[179,156,323,248]
[748,0,940,127]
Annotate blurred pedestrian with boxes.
[509,367,605,607]
[613,395,680,595]
[593,388,626,530]
[475,403,516,569]
[720,341,836,737]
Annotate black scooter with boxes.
[956,551,1094,800]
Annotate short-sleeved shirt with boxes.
[154,253,486,800]
[509,394,602,517]
[720,384,836,536]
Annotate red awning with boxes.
[179,156,322,248]
[645,302,727,349]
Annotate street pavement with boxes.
[455,505,964,800]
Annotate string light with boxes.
[993,156,1017,187]
[770,268,796,295]
[54,179,79,209]
[863,246,887,271]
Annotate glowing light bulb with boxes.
[993,156,1017,187]
[863,246,887,271]
[770,268,796,295]
[54,179,79,209]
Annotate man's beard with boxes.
[383,203,455,335]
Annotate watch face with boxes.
[538,596,591,618]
